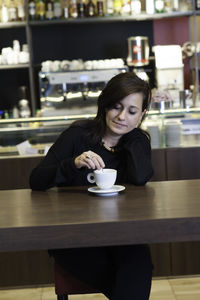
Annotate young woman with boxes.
[30,72,154,300]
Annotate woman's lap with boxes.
[50,244,153,300]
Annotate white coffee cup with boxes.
[87,169,117,190]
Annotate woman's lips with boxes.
[112,121,127,127]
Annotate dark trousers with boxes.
[51,244,153,300]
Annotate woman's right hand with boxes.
[74,150,105,170]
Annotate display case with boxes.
[0,114,93,156]
[144,107,200,148]
[1,107,200,157]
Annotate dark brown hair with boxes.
[73,71,151,143]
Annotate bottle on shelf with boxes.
[28,0,36,20]
[130,0,141,15]
[53,0,62,19]
[86,0,96,17]
[179,0,192,11]
[154,0,165,13]
[3,110,9,119]
[172,0,179,11]
[105,0,114,16]
[113,0,122,15]
[68,0,78,18]
[17,0,26,21]
[164,0,173,12]
[121,0,131,15]
[184,0,193,11]
[12,106,20,118]
[19,99,31,118]
[35,0,45,20]
[1,1,9,22]
[62,0,69,19]
[145,0,155,14]
[8,0,18,21]
[96,0,104,16]
[196,0,200,9]
[77,0,86,17]
[45,0,54,19]
[18,86,31,118]
[187,0,193,11]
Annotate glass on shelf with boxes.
[0,40,29,66]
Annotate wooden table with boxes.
[1,179,200,253]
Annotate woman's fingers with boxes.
[74,151,105,169]
[85,151,105,169]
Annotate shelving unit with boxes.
[0,1,199,116]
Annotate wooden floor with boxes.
[1,276,200,300]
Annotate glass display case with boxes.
[0,114,95,156]
[1,108,200,157]
[144,107,200,148]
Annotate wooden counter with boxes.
[1,180,200,252]
[0,148,200,287]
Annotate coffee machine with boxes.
[39,66,128,117]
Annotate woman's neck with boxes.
[102,135,120,148]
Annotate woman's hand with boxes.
[74,151,105,170]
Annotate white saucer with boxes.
[88,185,125,196]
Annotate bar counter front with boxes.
[1,179,200,253]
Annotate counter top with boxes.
[1,180,200,252]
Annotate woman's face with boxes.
[105,93,146,138]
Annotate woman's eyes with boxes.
[112,106,137,115]
[113,105,121,110]
[129,111,137,115]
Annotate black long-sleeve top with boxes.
[29,124,153,190]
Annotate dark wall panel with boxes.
[32,21,154,63]
[166,147,200,180]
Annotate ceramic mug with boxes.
[87,169,117,189]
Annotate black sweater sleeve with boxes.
[117,128,154,185]
[29,127,83,190]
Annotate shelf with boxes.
[0,21,26,29]
[0,11,193,29]
[0,64,29,70]
[28,11,193,26]
[1,108,200,126]
[0,114,96,125]
[149,107,200,116]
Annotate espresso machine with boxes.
[39,66,127,117]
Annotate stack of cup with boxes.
[165,121,181,147]
[147,124,161,148]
